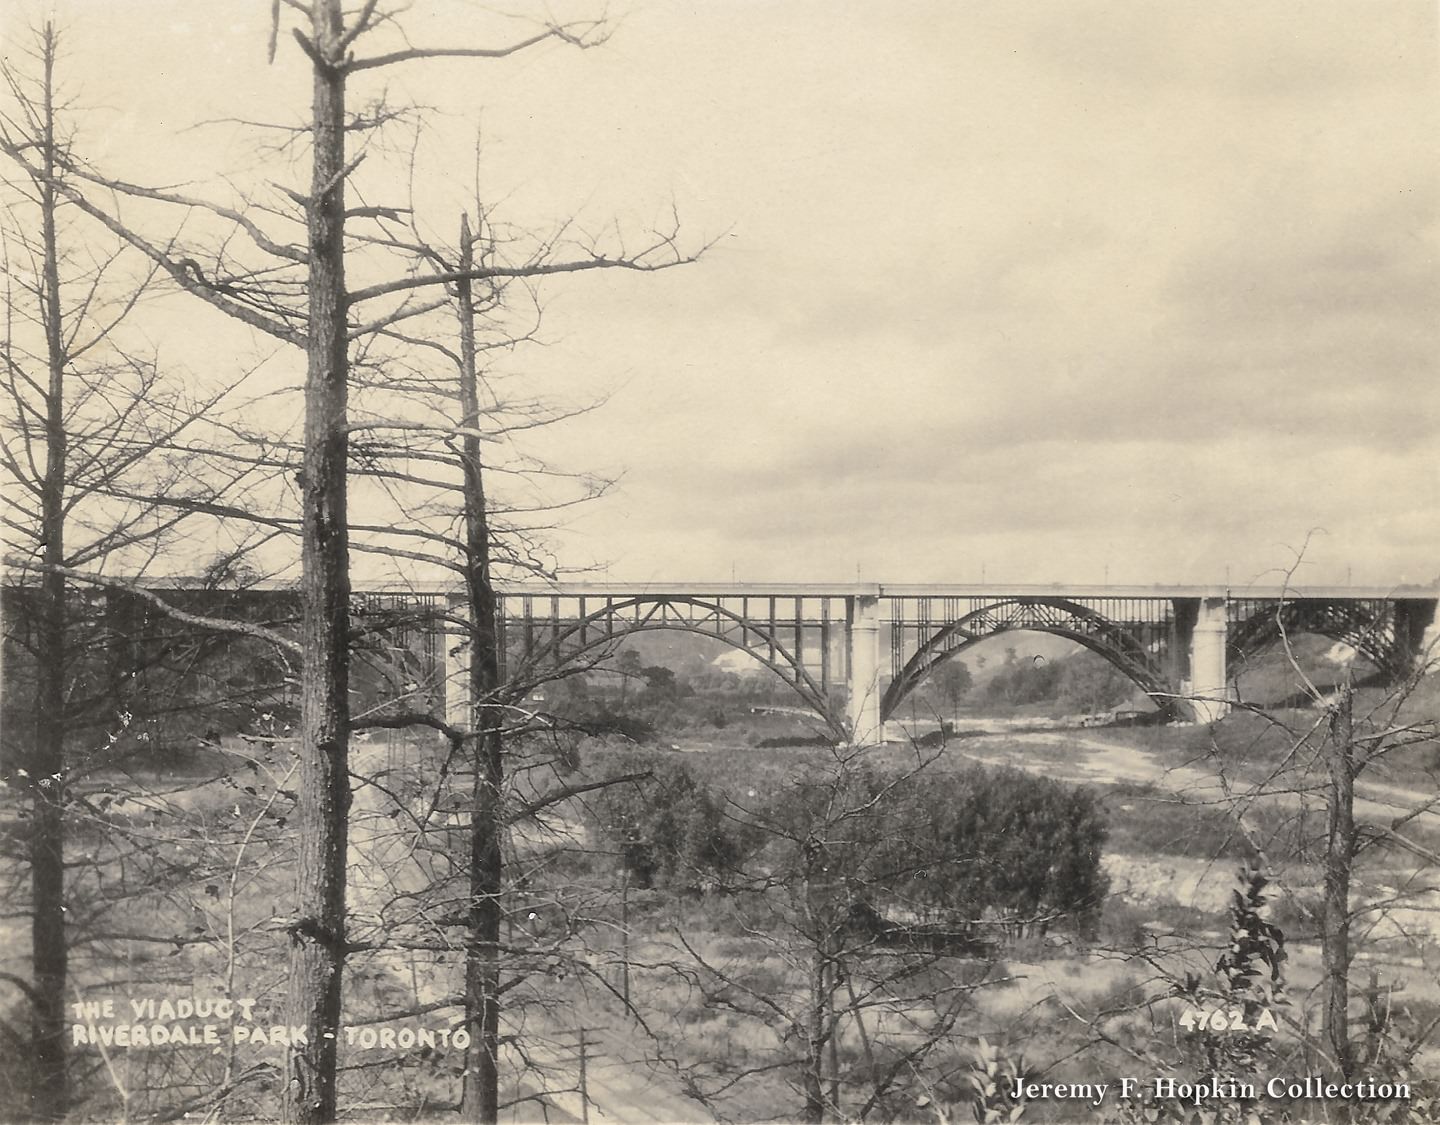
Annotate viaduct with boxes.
[12,579,1436,745]
[406,581,1440,744]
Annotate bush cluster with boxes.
[585,752,1109,937]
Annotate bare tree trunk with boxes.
[802,943,826,1124]
[285,3,352,1120]
[1321,679,1355,1081]
[456,215,505,1124]
[826,958,840,1120]
[30,25,69,1119]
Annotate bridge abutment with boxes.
[846,595,884,745]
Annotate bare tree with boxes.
[0,26,276,1119]
[0,9,701,1121]
[1055,594,1440,1121]
[603,744,1062,1123]
[1215,605,1440,1091]
[336,184,693,1118]
[1321,677,1358,1080]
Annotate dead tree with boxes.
[454,212,506,1122]
[0,7,699,1120]
[338,186,690,1118]
[0,26,270,1119]
[1067,583,1440,1116]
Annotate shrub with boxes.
[586,751,749,890]
[894,765,1111,936]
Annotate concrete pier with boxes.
[443,594,471,730]
[1187,596,1231,723]
[845,595,883,745]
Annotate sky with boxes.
[7,1,1439,590]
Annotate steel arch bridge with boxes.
[880,597,1176,722]
[494,593,849,739]
[434,582,1436,741]
[1226,596,1435,680]
[30,578,1432,745]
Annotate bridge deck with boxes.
[83,577,1438,601]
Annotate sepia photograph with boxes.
[0,2,1438,1122]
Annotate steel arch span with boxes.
[499,595,848,739]
[882,597,1175,722]
[1227,598,1407,677]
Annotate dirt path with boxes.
[955,730,1440,830]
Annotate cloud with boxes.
[39,0,1433,590]
[1022,1,1434,100]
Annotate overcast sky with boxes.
[13,1,1440,589]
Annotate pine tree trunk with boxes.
[285,3,352,1120]
[455,216,505,1124]
[31,25,70,1118]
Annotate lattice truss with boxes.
[882,596,1178,719]
[1227,598,1401,675]
[496,594,849,730]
